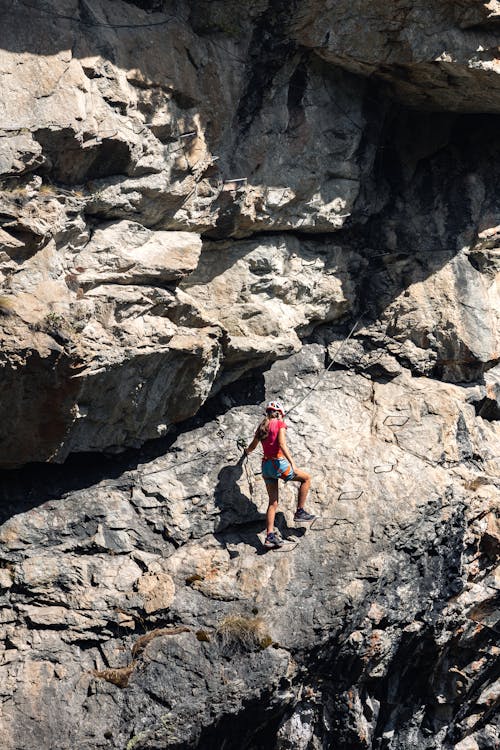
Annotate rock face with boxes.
[0,1,499,749]
[1,0,500,466]
[1,349,499,749]
[291,0,500,111]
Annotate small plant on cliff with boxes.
[92,662,137,689]
[39,182,85,200]
[38,183,58,196]
[216,615,271,655]
[43,311,68,334]
[44,311,65,326]
[0,295,15,315]
[38,311,76,346]
[0,182,28,197]
[126,732,148,750]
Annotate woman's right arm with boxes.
[245,431,260,455]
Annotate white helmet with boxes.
[266,400,285,416]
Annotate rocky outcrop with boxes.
[291,0,500,111]
[1,348,499,749]
[1,2,499,466]
[0,1,499,749]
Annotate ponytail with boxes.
[256,409,281,441]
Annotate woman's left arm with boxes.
[278,428,295,470]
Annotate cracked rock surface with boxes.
[1,0,500,466]
[0,1,499,749]
[1,348,499,749]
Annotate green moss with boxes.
[40,311,75,339]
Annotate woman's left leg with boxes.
[290,467,311,509]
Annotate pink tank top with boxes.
[261,419,286,459]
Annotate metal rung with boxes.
[374,462,397,474]
[309,518,353,532]
[338,490,363,501]
[383,415,410,427]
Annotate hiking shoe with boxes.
[264,532,284,548]
[294,508,316,522]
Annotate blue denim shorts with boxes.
[262,458,295,483]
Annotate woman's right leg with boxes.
[265,480,279,535]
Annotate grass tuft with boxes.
[131,626,191,659]
[216,615,271,655]
[259,635,273,650]
[93,662,136,689]
[0,296,15,316]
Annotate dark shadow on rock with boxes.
[215,518,306,557]
[214,455,263,531]
[0,432,177,525]
[187,365,267,427]
[192,687,288,750]
[0,366,267,523]
[214,455,306,554]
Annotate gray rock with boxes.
[1,347,499,748]
[1,1,500,748]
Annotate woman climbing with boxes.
[244,401,314,548]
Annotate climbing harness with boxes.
[262,457,294,482]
